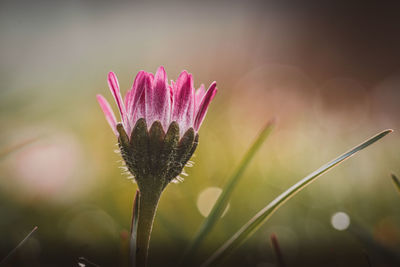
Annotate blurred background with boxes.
[0,0,399,266]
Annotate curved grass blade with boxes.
[0,136,41,159]
[78,257,101,267]
[0,226,38,265]
[180,119,275,266]
[130,190,140,267]
[391,173,400,194]
[202,129,392,267]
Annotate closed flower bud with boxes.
[97,66,217,192]
[97,66,217,267]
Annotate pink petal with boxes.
[182,85,195,134]
[124,89,133,111]
[148,72,154,83]
[172,71,194,128]
[169,84,174,109]
[108,72,130,134]
[194,81,217,131]
[96,94,118,136]
[124,89,134,125]
[195,84,206,114]
[132,74,151,125]
[169,80,175,110]
[149,66,171,130]
[126,71,147,127]
[145,71,155,126]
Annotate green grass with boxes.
[180,119,275,266]
[201,129,392,266]
[391,173,400,194]
[0,136,41,159]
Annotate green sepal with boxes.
[160,122,180,186]
[166,128,196,182]
[117,123,130,148]
[117,119,199,190]
[117,123,135,176]
[128,118,149,182]
[184,133,199,164]
[148,121,166,177]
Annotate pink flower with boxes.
[97,67,217,266]
[97,66,218,186]
[96,66,217,138]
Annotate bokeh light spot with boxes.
[196,187,230,217]
[331,212,350,231]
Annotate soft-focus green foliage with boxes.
[0,74,398,265]
[181,120,275,265]
[0,71,399,266]
[203,130,392,266]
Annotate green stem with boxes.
[130,190,139,267]
[135,186,163,267]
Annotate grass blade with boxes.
[0,226,38,265]
[391,173,400,194]
[78,257,101,267]
[270,233,285,267]
[202,129,392,266]
[0,136,41,159]
[180,119,275,265]
[130,190,140,267]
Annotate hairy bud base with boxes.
[117,119,199,191]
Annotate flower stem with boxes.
[130,190,140,267]
[135,186,163,267]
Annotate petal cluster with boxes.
[97,66,217,137]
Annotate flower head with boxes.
[97,66,217,189]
